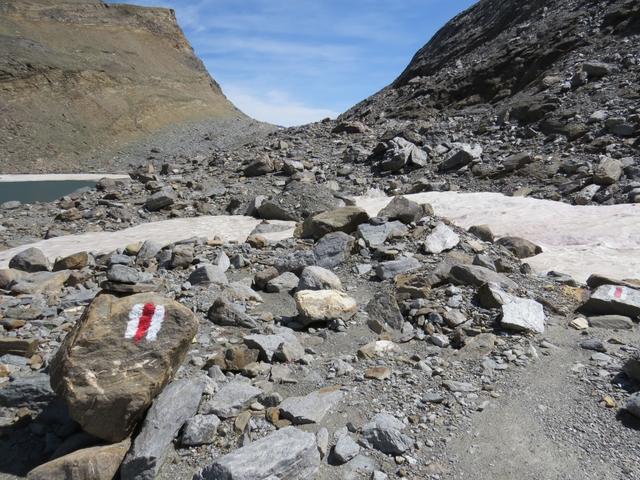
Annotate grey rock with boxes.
[501,296,546,334]
[200,381,263,418]
[121,378,204,480]
[580,338,606,353]
[313,232,355,269]
[626,392,640,419]
[468,224,494,242]
[188,265,228,286]
[365,290,404,330]
[106,264,152,284]
[170,245,194,269]
[9,247,50,272]
[582,61,614,78]
[423,223,460,254]
[361,413,412,455]
[244,156,275,177]
[0,373,54,408]
[575,184,600,205]
[207,298,257,328]
[279,387,344,424]
[443,380,478,392]
[298,266,342,291]
[193,426,320,480]
[266,272,299,293]
[375,257,420,280]
[357,221,406,247]
[333,435,360,464]
[593,158,622,186]
[244,334,287,362]
[213,251,231,272]
[317,428,329,459]
[136,240,163,261]
[587,315,634,330]
[181,414,221,446]
[449,264,517,290]
[438,144,482,171]
[145,189,175,211]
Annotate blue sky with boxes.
[130,0,477,126]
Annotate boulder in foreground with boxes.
[193,426,319,480]
[50,292,198,442]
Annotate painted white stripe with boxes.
[125,304,144,339]
[146,304,165,341]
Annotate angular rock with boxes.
[313,232,355,268]
[181,414,221,446]
[0,372,54,408]
[449,264,517,290]
[496,236,542,258]
[501,296,545,334]
[193,427,319,480]
[378,196,426,224]
[170,245,194,269]
[298,266,342,291]
[438,144,482,172]
[333,435,360,464]
[244,334,287,362]
[626,393,640,419]
[266,272,299,293]
[53,251,90,271]
[423,223,460,254]
[50,293,198,442]
[581,285,640,318]
[207,298,257,328]
[295,289,357,325]
[361,413,412,455]
[200,381,263,418]
[121,378,205,480]
[468,224,494,243]
[302,207,369,240]
[593,158,622,186]
[588,315,634,330]
[279,386,343,424]
[375,257,420,280]
[145,189,175,211]
[244,156,275,177]
[9,247,50,272]
[365,290,404,330]
[27,438,131,480]
[107,264,152,284]
[0,337,40,357]
[188,265,228,286]
[357,221,406,247]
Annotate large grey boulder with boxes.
[357,221,406,247]
[193,426,320,480]
[144,189,175,211]
[121,378,205,480]
[9,247,50,272]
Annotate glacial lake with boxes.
[0,180,97,204]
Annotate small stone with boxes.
[365,366,392,380]
[313,232,355,268]
[375,257,420,280]
[580,338,606,353]
[495,237,542,258]
[181,414,221,446]
[278,386,343,424]
[188,265,228,286]
[266,272,299,293]
[569,317,589,330]
[298,266,342,291]
[200,381,263,418]
[423,223,460,254]
[294,289,357,325]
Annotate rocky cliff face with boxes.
[0,0,243,173]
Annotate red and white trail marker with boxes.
[125,303,166,343]
[609,286,626,301]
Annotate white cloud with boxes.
[224,87,339,127]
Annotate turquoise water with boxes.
[0,181,97,204]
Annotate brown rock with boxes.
[27,438,130,480]
[53,252,90,271]
[301,207,369,240]
[0,337,40,357]
[365,366,392,380]
[50,293,198,442]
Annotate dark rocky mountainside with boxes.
[0,0,248,173]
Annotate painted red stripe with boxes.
[134,303,156,344]
[614,287,623,299]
